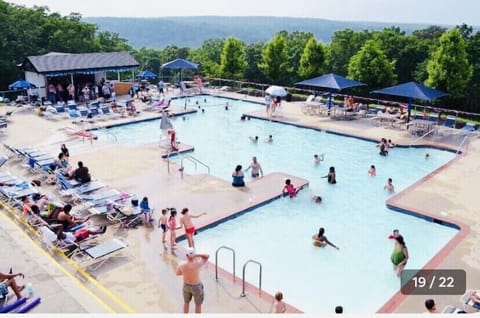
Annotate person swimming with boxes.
[368,165,376,176]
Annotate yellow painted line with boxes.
[0,202,135,313]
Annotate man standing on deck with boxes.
[176,247,209,313]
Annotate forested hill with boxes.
[83,16,429,49]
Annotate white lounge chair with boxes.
[461,289,480,312]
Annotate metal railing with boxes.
[241,259,262,297]
[456,133,472,155]
[409,128,436,147]
[165,152,210,178]
[181,154,210,175]
[215,246,236,282]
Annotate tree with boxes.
[298,37,325,79]
[426,28,472,99]
[94,31,131,52]
[283,31,315,84]
[189,38,224,78]
[326,28,371,75]
[244,42,266,83]
[219,36,247,80]
[463,30,480,112]
[348,39,396,90]
[258,33,290,84]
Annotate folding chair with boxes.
[71,238,127,271]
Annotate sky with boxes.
[7,0,480,26]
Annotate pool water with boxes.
[100,95,458,313]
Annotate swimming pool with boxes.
[100,95,458,313]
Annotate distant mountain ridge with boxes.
[83,16,432,49]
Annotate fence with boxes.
[205,77,480,126]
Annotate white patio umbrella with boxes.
[266,85,287,97]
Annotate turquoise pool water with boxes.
[99,95,458,313]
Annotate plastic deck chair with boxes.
[71,238,127,271]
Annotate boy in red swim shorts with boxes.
[180,208,207,248]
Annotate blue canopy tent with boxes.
[371,81,448,122]
[161,59,199,82]
[136,70,158,80]
[295,73,366,110]
[8,80,36,90]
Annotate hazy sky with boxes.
[7,0,479,26]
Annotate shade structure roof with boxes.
[8,80,36,90]
[295,73,366,91]
[161,58,198,70]
[371,81,448,101]
[22,51,139,77]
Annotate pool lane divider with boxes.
[0,201,135,313]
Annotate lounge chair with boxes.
[0,184,40,203]
[59,181,106,197]
[461,290,480,312]
[55,172,82,190]
[444,115,456,128]
[461,123,476,133]
[441,305,463,313]
[70,238,127,271]
[39,225,105,257]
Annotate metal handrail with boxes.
[215,246,236,282]
[409,128,436,147]
[456,134,471,155]
[182,154,210,174]
[241,259,262,297]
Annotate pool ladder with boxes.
[215,246,263,297]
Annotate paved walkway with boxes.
[0,91,479,313]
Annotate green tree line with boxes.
[1,1,478,112]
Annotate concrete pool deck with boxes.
[0,90,479,313]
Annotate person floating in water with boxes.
[265,135,273,143]
[368,165,376,176]
[282,179,299,198]
[312,227,339,249]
